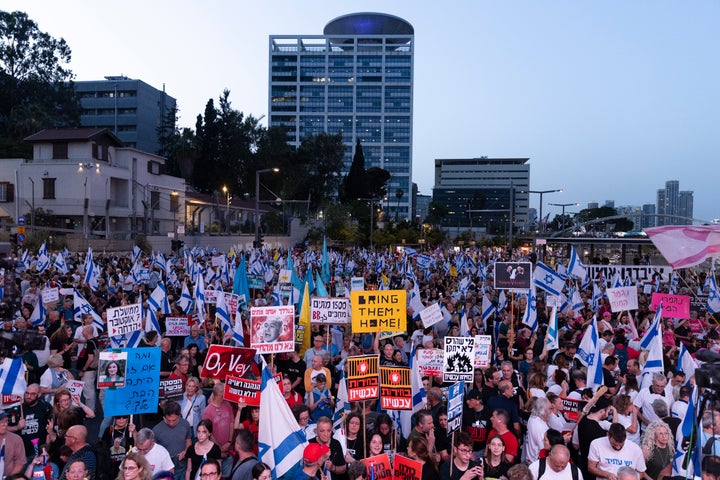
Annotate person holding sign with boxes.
[407,436,440,480]
[290,443,329,480]
[438,432,483,480]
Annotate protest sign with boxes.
[250,306,295,354]
[106,303,142,338]
[105,348,160,416]
[204,289,218,304]
[224,374,282,406]
[419,303,443,329]
[211,255,224,267]
[351,290,407,333]
[546,295,560,307]
[364,454,392,480]
[201,345,257,380]
[65,380,84,399]
[473,335,492,368]
[494,262,532,290]
[41,287,59,304]
[97,350,127,389]
[351,277,365,291]
[278,269,292,283]
[586,265,672,284]
[138,269,150,282]
[560,396,585,422]
[443,337,475,383]
[159,378,184,400]
[393,455,422,480]
[651,293,691,318]
[248,275,265,290]
[347,355,380,401]
[379,366,412,410]
[310,297,351,324]
[416,349,443,378]
[164,316,191,337]
[225,293,241,317]
[447,382,464,435]
[606,286,639,312]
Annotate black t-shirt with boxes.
[462,407,487,451]
[278,356,307,396]
[19,399,53,457]
[77,339,97,371]
[310,438,347,480]
[577,417,607,468]
[439,459,480,480]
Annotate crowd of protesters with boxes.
[1,243,720,480]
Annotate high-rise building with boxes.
[269,13,414,220]
[432,157,530,236]
[75,76,176,154]
[656,180,692,225]
[587,202,599,209]
[678,191,694,224]
[642,203,656,228]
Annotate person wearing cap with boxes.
[291,442,329,480]
[462,389,487,455]
[0,410,26,477]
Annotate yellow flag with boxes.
[298,282,311,357]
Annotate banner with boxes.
[419,303,443,329]
[347,355,380,401]
[586,264,672,283]
[97,350,128,389]
[310,297,351,324]
[416,349,443,378]
[364,454,392,480]
[106,303,142,338]
[473,335,493,368]
[446,382,464,434]
[650,293,691,318]
[393,455,422,480]
[443,337,475,383]
[379,366,412,410]
[351,290,407,333]
[494,262,532,290]
[606,286,639,312]
[105,348,160,416]
[201,345,257,380]
[250,306,295,353]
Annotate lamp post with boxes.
[171,190,179,239]
[222,185,231,234]
[79,162,99,239]
[549,202,579,232]
[359,197,382,249]
[523,189,562,233]
[255,168,279,247]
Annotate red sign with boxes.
[650,293,691,319]
[364,454,391,480]
[379,366,412,411]
[347,355,380,402]
[201,345,257,380]
[393,455,422,480]
[560,396,584,422]
[225,374,282,406]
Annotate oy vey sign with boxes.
[201,345,258,380]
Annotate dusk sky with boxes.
[6,1,719,223]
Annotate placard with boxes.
[546,295,560,308]
[351,290,407,333]
[138,269,150,282]
[419,303,443,329]
[364,454,391,480]
[106,303,142,338]
[473,335,492,368]
[201,345,257,380]
[606,286,639,312]
[159,378,184,400]
[310,297,351,324]
[351,277,365,291]
[494,262,532,290]
[225,293,241,317]
[250,306,295,353]
[347,355,380,401]
[278,269,292,283]
[65,380,84,399]
[393,455,422,480]
[651,293,691,318]
[560,396,585,422]
[416,349,443,378]
[204,289,218,304]
[224,374,282,406]
[41,287,59,304]
[105,348,160,416]
[211,255,224,267]
[97,351,128,389]
[443,337,475,383]
[248,275,265,290]
[379,366,412,410]
[446,382,464,434]
[164,316,191,336]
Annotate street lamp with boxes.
[549,202,579,232]
[522,189,562,233]
[359,197,382,249]
[255,168,279,247]
[171,190,179,239]
[78,162,100,239]
[222,185,231,234]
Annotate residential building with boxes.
[269,12,414,220]
[641,203,656,228]
[678,191,694,224]
[656,180,692,225]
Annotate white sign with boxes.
[443,336,475,383]
[42,287,59,304]
[66,380,84,399]
[416,348,443,377]
[211,255,225,267]
[473,335,493,368]
[60,288,74,296]
[204,289,218,304]
[606,286,639,312]
[586,265,673,283]
[177,225,185,235]
[250,306,295,354]
[546,295,560,307]
[351,277,365,291]
[279,269,292,283]
[106,303,143,337]
[310,297,351,324]
[419,303,443,329]
[165,316,191,336]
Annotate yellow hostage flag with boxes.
[298,282,311,357]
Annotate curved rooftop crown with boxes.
[324,12,414,36]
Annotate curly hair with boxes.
[641,420,675,459]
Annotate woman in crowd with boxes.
[117,452,153,480]
[407,436,439,480]
[49,325,75,370]
[373,413,395,454]
[344,412,364,463]
[613,394,640,444]
[251,463,272,480]
[185,419,222,480]
[180,376,206,438]
[538,429,565,459]
[483,434,511,480]
[235,404,260,454]
[64,459,91,480]
[282,376,303,408]
[527,373,547,399]
[365,433,384,459]
[641,420,675,479]
[186,343,203,379]
[40,353,74,404]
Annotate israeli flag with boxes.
[109,330,143,349]
[532,262,565,296]
[640,305,664,373]
[672,386,700,477]
[522,286,538,332]
[481,295,495,324]
[178,282,193,314]
[194,274,206,324]
[546,305,559,351]
[707,273,720,315]
[73,289,104,331]
[567,247,587,279]
[28,292,45,327]
[84,261,99,291]
[0,357,28,407]
[53,251,68,274]
[399,341,427,439]
[215,291,232,335]
[148,282,171,315]
[232,307,245,346]
[36,242,50,274]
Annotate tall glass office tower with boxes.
[269,13,414,220]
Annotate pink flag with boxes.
[644,225,720,269]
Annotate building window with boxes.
[0,182,14,202]
[150,191,160,210]
[52,143,68,159]
[42,178,56,199]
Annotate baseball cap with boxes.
[303,443,330,463]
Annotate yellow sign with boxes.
[350,290,407,333]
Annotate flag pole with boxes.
[449,431,455,477]
[363,401,367,459]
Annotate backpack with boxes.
[537,457,579,480]
[92,438,115,480]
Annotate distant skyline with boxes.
[5,1,719,222]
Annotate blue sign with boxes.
[105,348,160,416]
[17,216,25,226]
[447,381,464,435]
[17,233,25,243]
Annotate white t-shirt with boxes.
[633,387,673,425]
[142,442,175,476]
[523,415,549,464]
[529,458,585,480]
[588,436,646,475]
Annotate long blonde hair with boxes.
[641,420,675,459]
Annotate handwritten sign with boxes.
[473,335,492,368]
[310,297,351,324]
[419,303,443,329]
[379,366,411,410]
[606,286,639,312]
[443,337,475,383]
[347,355,380,401]
[201,345,257,380]
[65,380,84,399]
[165,316,191,336]
[393,455,422,480]
[250,306,295,354]
[651,293,691,318]
[416,349,443,378]
[105,348,160,416]
[351,290,407,333]
[447,382,464,434]
[41,287,59,304]
[106,304,142,338]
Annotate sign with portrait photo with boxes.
[97,350,128,389]
[250,306,295,353]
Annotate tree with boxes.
[340,139,368,202]
[292,132,345,211]
[574,206,634,232]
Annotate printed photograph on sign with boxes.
[97,350,128,389]
[250,306,295,353]
[493,262,532,290]
[473,335,492,369]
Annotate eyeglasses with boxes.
[199,473,220,478]
[122,466,138,471]
[456,447,473,455]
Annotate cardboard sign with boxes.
[351,290,407,333]
[211,255,225,267]
[201,345,257,380]
[347,355,380,401]
[364,454,392,480]
[97,350,127,389]
[494,262,532,290]
[351,277,365,291]
[65,380,84,399]
[447,381,464,434]
[379,366,412,410]
[419,303,443,329]
[159,378,184,400]
[560,396,585,422]
[393,455,422,480]
[42,287,59,304]
[165,316,191,336]
[310,297,351,324]
[250,306,295,354]
[105,348,160,416]
[606,286,639,312]
[416,349,443,378]
[106,303,142,338]
[651,293,691,318]
[443,337,475,383]
[473,335,492,368]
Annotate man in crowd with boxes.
[153,401,192,480]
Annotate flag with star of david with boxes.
[532,262,565,296]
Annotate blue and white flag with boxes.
[36,242,50,274]
[53,251,68,274]
[640,305,664,374]
[546,305,559,351]
[673,386,700,477]
[232,307,245,346]
[481,294,495,326]
[109,330,143,349]
[416,254,432,271]
[258,364,307,479]
[194,274,206,324]
[332,373,350,432]
[522,286,538,332]
[0,269,4,301]
[21,250,30,270]
[73,289,104,331]
[215,291,232,335]
[0,357,28,407]
[145,305,161,334]
[496,291,507,315]
[707,273,720,315]
[532,262,565,296]
[567,247,587,279]
[178,282,193,314]
[148,282,171,315]
[676,343,697,380]
[399,341,427,439]
[84,261,99,291]
[28,291,45,327]
[407,281,424,320]
[582,318,604,388]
